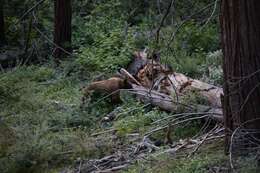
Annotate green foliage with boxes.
[114,102,148,136]
[200,50,223,85]
[158,21,220,80]
[76,28,134,73]
[73,0,140,74]
[170,51,207,78]
[181,90,209,106]
[0,65,111,173]
[176,21,219,54]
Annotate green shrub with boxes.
[200,50,223,85]
[176,21,220,54]
[73,0,152,74]
[76,28,134,73]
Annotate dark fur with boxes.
[126,51,148,77]
[81,77,131,105]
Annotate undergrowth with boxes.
[0,1,225,173]
[0,65,109,173]
[124,140,229,173]
[0,62,216,173]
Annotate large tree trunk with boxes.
[220,0,260,152]
[0,0,6,46]
[54,0,72,60]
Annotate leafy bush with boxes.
[200,50,223,85]
[158,21,220,79]
[73,0,136,74]
[76,28,134,73]
[169,51,207,78]
[175,21,220,54]
[114,101,169,136]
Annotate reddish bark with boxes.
[220,0,260,152]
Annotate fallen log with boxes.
[129,84,223,122]
[167,72,223,107]
[133,60,223,108]
[121,54,224,121]
[81,50,223,121]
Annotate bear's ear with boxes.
[133,49,148,60]
[133,51,140,59]
[114,70,125,79]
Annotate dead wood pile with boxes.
[83,50,223,121]
[125,52,223,121]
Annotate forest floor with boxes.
[0,62,248,173]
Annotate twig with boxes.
[145,115,209,136]
[13,0,46,26]
[77,159,82,173]
[34,26,73,56]
[134,136,160,154]
[155,0,175,45]
[94,164,129,173]
[114,103,150,120]
[229,118,260,170]
[152,112,221,125]
[166,1,216,50]
[153,139,190,157]
[157,0,162,15]
[20,0,46,21]
[86,88,135,108]
[201,0,219,29]
[189,129,213,157]
[192,116,212,138]
[120,68,142,86]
